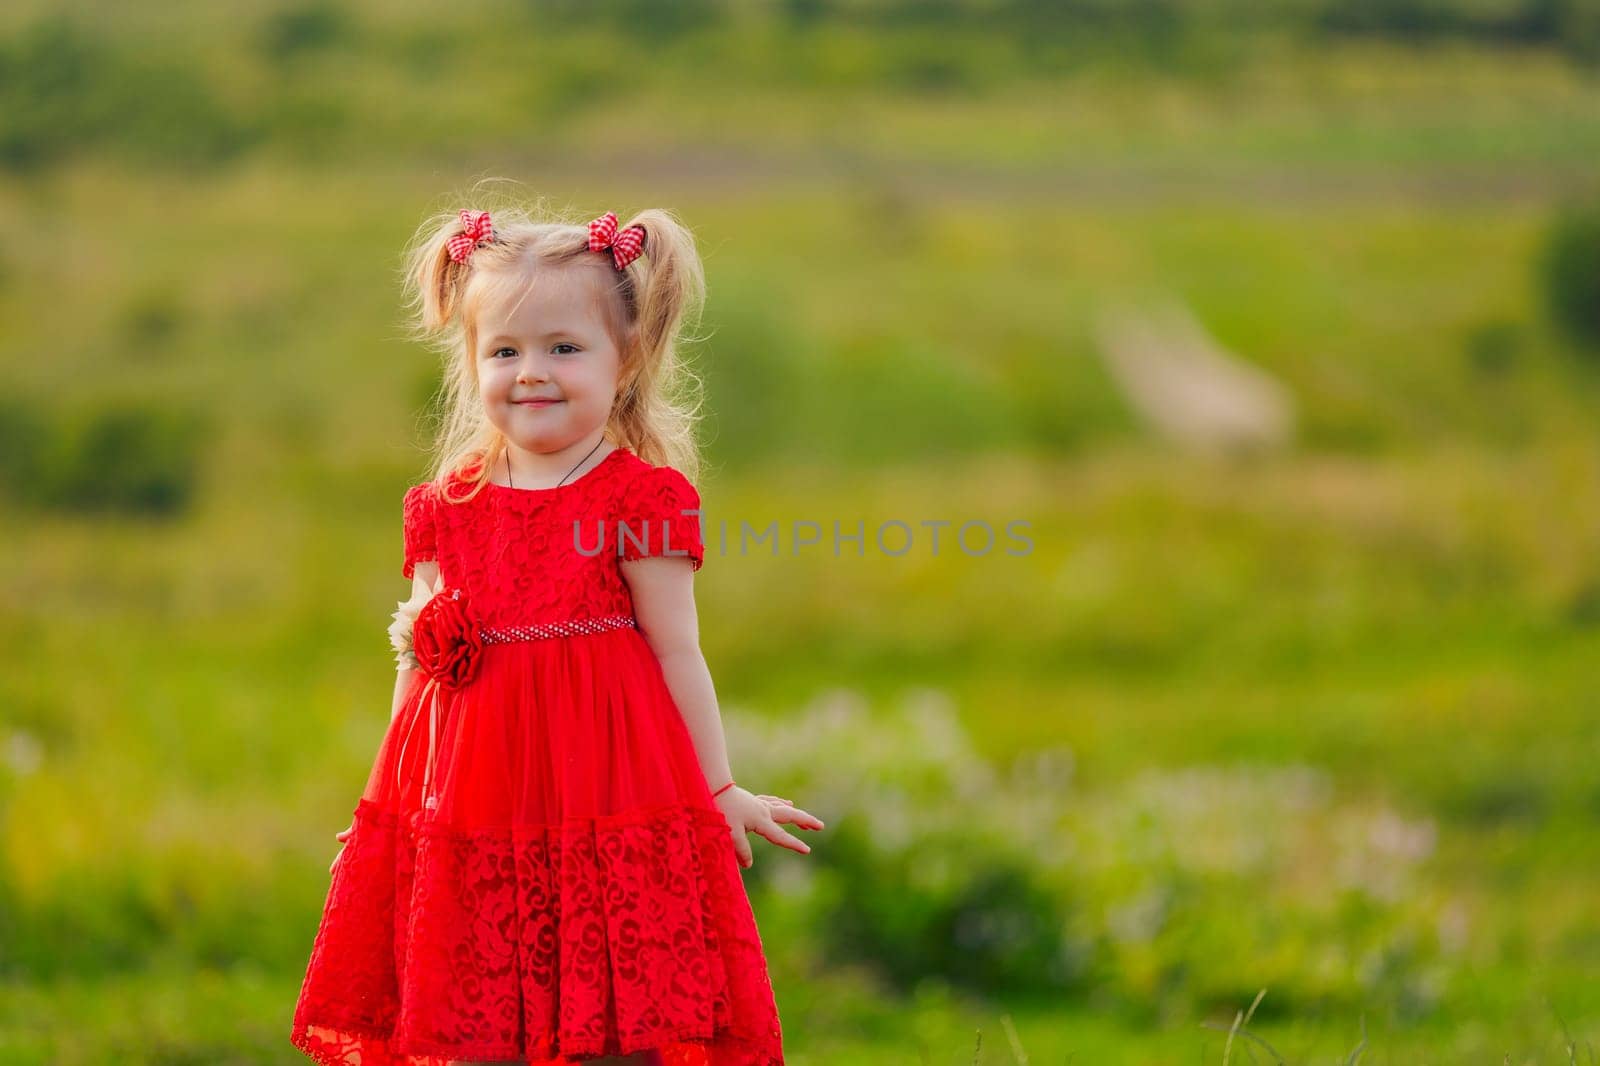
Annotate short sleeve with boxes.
[617,466,704,571]
[402,482,437,580]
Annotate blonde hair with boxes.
[399,184,707,503]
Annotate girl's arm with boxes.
[392,562,440,721]
[623,556,726,781]
[336,562,442,872]
[391,669,416,723]
[622,556,822,865]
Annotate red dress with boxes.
[290,445,784,1066]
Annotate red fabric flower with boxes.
[411,587,485,689]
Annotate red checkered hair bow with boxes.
[446,209,495,264]
[587,211,646,271]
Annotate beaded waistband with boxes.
[478,613,637,643]
[400,612,637,819]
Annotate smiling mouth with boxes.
[516,399,562,405]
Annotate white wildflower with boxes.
[388,585,433,671]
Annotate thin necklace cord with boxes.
[506,437,605,489]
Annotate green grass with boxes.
[3,12,1600,1063]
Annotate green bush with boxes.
[0,398,208,517]
[1539,197,1600,352]
[257,2,354,65]
[1463,319,1522,377]
[815,817,1085,997]
[728,690,1451,1017]
[0,16,250,173]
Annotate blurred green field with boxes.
[3,4,1600,1063]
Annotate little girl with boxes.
[290,201,823,1066]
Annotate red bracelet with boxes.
[711,779,736,799]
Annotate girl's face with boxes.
[474,268,625,456]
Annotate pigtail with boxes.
[398,204,503,502]
[625,209,707,361]
[605,209,708,481]
[401,209,478,335]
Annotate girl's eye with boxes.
[492,345,577,358]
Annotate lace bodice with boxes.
[400,447,704,627]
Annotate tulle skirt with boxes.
[290,629,785,1065]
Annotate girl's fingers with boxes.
[757,795,825,830]
[761,820,812,855]
[332,824,355,872]
[730,828,754,869]
[770,804,825,830]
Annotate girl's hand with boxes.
[330,824,353,876]
[714,787,824,869]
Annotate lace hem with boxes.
[290,1020,781,1065]
[291,798,784,1064]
